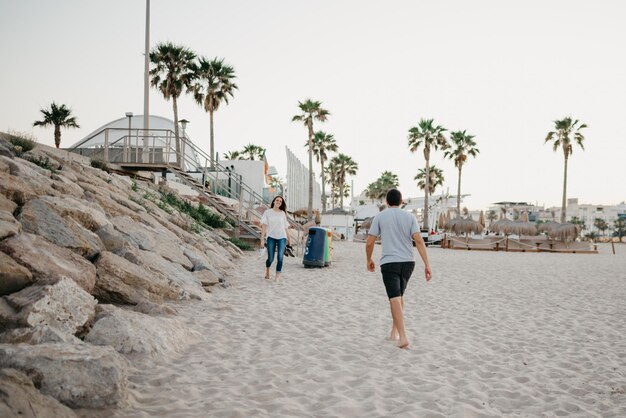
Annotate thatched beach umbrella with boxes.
[478,210,485,228]
[360,217,374,230]
[508,220,538,237]
[548,223,580,241]
[538,221,560,234]
[446,217,484,236]
[438,212,446,231]
[490,219,514,235]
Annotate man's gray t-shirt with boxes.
[368,207,420,265]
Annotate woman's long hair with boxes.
[270,196,287,213]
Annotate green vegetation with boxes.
[159,191,227,228]
[6,131,37,154]
[131,179,138,192]
[293,99,330,219]
[226,237,253,251]
[24,155,58,173]
[408,118,448,229]
[310,131,338,213]
[415,165,445,195]
[33,102,80,149]
[366,171,400,202]
[444,130,479,217]
[90,158,110,172]
[545,117,587,223]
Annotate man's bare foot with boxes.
[397,338,410,349]
[264,269,270,280]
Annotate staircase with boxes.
[169,167,262,239]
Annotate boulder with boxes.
[50,173,84,198]
[0,368,77,418]
[2,278,96,336]
[18,198,104,260]
[0,343,129,408]
[133,300,177,316]
[39,195,110,231]
[1,156,56,197]
[0,210,21,240]
[82,188,140,219]
[0,193,16,212]
[111,216,193,270]
[0,252,33,295]
[0,170,38,205]
[194,269,222,287]
[94,251,184,305]
[85,304,201,356]
[0,325,81,344]
[96,223,128,252]
[116,246,206,301]
[0,233,97,292]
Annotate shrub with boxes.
[7,131,37,154]
[226,237,253,251]
[24,155,57,173]
[158,191,227,229]
[90,158,110,172]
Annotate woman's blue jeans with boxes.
[266,237,287,272]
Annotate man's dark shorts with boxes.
[381,262,415,299]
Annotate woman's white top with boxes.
[261,209,288,239]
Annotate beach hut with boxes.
[446,218,484,236]
[547,223,580,241]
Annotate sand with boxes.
[82,242,626,418]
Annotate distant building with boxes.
[550,198,626,237]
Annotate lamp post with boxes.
[179,119,189,170]
[125,112,133,162]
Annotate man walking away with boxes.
[365,189,432,349]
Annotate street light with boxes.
[125,112,133,162]
[179,119,189,170]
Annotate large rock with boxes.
[0,210,21,240]
[39,195,111,231]
[0,252,33,295]
[50,173,84,198]
[0,193,16,212]
[117,246,206,301]
[1,156,56,197]
[111,216,193,270]
[94,251,184,305]
[0,233,97,292]
[0,325,81,345]
[0,343,129,408]
[0,170,38,205]
[85,304,201,356]
[96,223,128,252]
[2,278,96,336]
[18,198,104,260]
[0,368,77,418]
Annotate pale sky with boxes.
[1,0,624,210]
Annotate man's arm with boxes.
[365,235,377,272]
[412,232,432,281]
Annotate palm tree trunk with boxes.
[561,155,568,223]
[320,158,326,214]
[307,120,314,221]
[209,107,215,168]
[423,148,430,231]
[456,164,463,217]
[339,169,345,209]
[173,96,181,169]
[54,125,61,149]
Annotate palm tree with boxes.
[545,117,587,223]
[444,130,479,218]
[414,165,445,195]
[324,162,338,210]
[223,150,242,160]
[150,42,197,168]
[309,131,338,213]
[408,119,448,230]
[241,144,266,160]
[486,210,498,225]
[614,218,626,242]
[292,100,330,220]
[33,102,80,148]
[330,154,358,209]
[193,57,238,167]
[366,171,399,202]
[594,218,608,239]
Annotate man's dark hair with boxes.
[386,189,402,206]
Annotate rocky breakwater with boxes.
[0,134,242,416]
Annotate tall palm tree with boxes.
[308,131,338,213]
[33,102,80,148]
[223,150,242,160]
[150,42,197,168]
[193,57,238,167]
[241,144,266,160]
[414,165,445,195]
[366,171,399,201]
[324,162,337,210]
[545,117,587,223]
[330,153,358,209]
[444,130,479,218]
[292,100,330,220]
[408,119,448,230]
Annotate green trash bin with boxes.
[324,229,332,266]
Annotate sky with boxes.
[1,0,624,211]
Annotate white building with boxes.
[284,146,321,212]
[553,198,626,236]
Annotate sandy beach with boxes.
[80,242,626,418]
